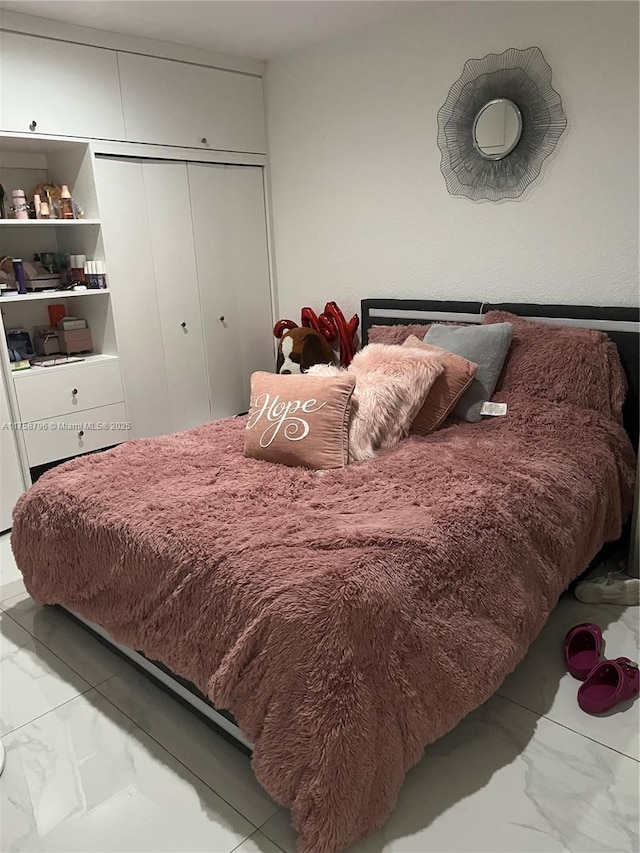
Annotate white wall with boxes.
[265,1,639,324]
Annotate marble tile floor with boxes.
[1,532,638,853]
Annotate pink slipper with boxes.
[578,658,639,714]
[563,623,603,680]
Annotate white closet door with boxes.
[1,371,25,532]
[141,162,211,431]
[95,157,172,439]
[188,165,274,419]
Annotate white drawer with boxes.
[23,403,129,467]
[14,360,124,422]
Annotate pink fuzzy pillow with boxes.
[368,324,431,345]
[310,344,444,461]
[483,311,627,421]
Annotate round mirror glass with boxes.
[472,98,522,160]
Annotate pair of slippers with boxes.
[564,623,639,714]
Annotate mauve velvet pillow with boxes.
[483,311,627,420]
[402,335,478,433]
[368,324,431,345]
[244,371,355,469]
[424,322,514,423]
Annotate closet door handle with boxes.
[181,321,187,329]
[29,120,37,131]
[71,388,78,396]
[219,316,225,323]
[78,430,84,438]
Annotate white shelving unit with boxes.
[0,133,128,502]
[11,352,118,379]
[0,219,101,227]
[0,288,110,302]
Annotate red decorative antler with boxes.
[321,302,359,367]
[273,319,298,339]
[300,307,334,342]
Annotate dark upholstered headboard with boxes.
[361,299,640,450]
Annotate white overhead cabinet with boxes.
[0,32,126,140]
[117,52,266,153]
[95,156,274,439]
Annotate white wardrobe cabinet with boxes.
[1,369,26,532]
[0,32,126,140]
[117,52,266,153]
[188,164,274,419]
[95,156,274,439]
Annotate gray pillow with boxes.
[423,322,513,422]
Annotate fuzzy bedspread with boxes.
[11,398,635,853]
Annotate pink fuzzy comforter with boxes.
[11,398,635,853]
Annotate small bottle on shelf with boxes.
[11,189,29,220]
[39,201,51,219]
[58,185,75,220]
[95,260,108,289]
[12,259,27,294]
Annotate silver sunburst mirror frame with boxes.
[437,47,567,202]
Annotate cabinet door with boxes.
[94,157,172,439]
[0,33,125,140]
[118,52,265,154]
[141,161,211,431]
[188,164,274,419]
[1,369,25,532]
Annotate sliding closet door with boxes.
[96,157,211,438]
[95,157,172,439]
[188,164,274,419]
[141,162,211,431]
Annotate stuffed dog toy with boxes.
[276,327,336,374]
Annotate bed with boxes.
[11,299,639,853]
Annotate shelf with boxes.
[0,289,110,303]
[12,353,119,379]
[0,219,101,227]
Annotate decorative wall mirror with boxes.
[437,47,567,202]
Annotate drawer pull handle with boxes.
[29,120,37,131]
[78,430,84,438]
[219,315,225,323]
[201,137,208,145]
[72,388,78,396]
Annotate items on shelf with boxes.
[12,259,27,295]
[0,253,107,293]
[10,189,29,220]
[48,304,66,327]
[58,316,93,354]
[1,182,83,220]
[34,326,60,356]
[31,355,86,368]
[30,182,82,220]
[4,313,93,369]
[58,185,75,219]
[6,328,35,362]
